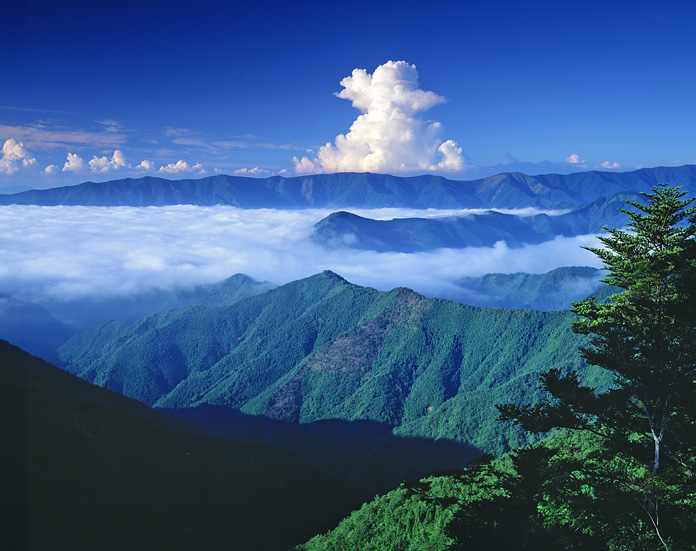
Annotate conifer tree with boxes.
[498,184,696,549]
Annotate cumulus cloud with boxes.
[89,150,128,172]
[294,60,467,175]
[0,205,601,304]
[566,154,586,165]
[0,139,37,174]
[43,164,59,175]
[601,161,620,169]
[62,152,87,172]
[136,160,156,171]
[159,160,206,174]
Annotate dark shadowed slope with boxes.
[1,339,365,551]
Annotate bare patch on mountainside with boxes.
[263,289,433,422]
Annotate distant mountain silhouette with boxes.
[0,293,76,360]
[312,192,638,251]
[3,165,695,208]
[42,273,276,331]
[453,266,604,310]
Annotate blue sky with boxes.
[2,0,695,189]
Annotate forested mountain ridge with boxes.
[57,271,612,459]
[2,165,694,208]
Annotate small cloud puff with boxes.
[234,167,269,175]
[89,150,128,173]
[136,160,156,171]
[600,161,620,169]
[294,60,467,175]
[159,160,206,174]
[62,152,87,172]
[43,164,59,175]
[565,154,586,165]
[1,139,37,174]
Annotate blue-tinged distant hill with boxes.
[454,266,604,310]
[0,293,76,360]
[42,273,276,332]
[2,165,695,208]
[312,192,637,251]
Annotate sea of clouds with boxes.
[1,205,603,303]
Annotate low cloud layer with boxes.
[0,205,602,305]
[294,61,467,175]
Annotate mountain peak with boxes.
[319,270,347,282]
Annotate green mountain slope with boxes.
[1,339,365,551]
[3,165,695,208]
[57,271,610,457]
[295,434,611,551]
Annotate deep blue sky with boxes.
[2,0,695,188]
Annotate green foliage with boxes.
[57,271,609,458]
[296,432,609,551]
[498,184,696,549]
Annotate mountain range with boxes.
[2,165,694,209]
[56,271,613,462]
